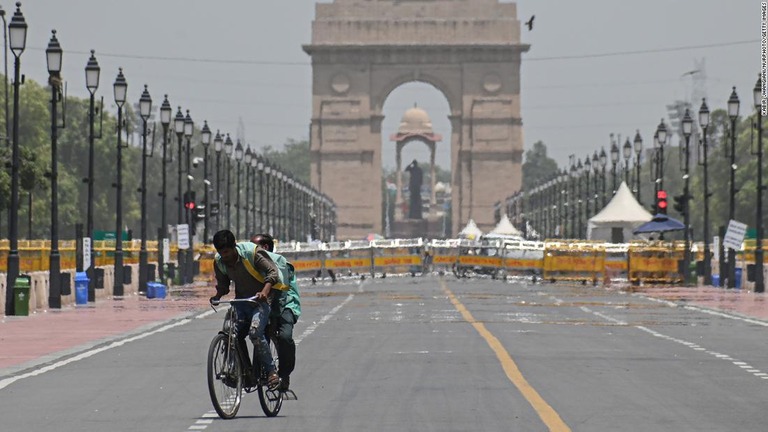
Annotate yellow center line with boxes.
[440,279,572,432]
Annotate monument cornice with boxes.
[303,44,530,64]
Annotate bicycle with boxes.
[207,296,283,419]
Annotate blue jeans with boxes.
[233,301,275,376]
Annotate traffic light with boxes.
[656,190,668,215]
[183,191,196,210]
[673,194,685,214]
[209,202,219,217]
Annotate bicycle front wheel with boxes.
[207,333,242,419]
[258,338,283,417]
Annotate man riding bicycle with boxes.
[251,233,300,392]
[210,229,284,389]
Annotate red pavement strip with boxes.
[631,285,768,322]
[0,289,210,375]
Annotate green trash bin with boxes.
[13,276,31,316]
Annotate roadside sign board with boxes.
[723,220,748,251]
[177,224,190,250]
[83,237,92,270]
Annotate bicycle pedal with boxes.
[282,390,298,400]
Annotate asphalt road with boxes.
[1,276,767,431]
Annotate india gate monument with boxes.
[304,0,529,239]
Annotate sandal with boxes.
[267,371,281,389]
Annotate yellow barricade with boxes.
[627,241,683,284]
[543,240,605,283]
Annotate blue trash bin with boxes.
[735,268,743,289]
[711,274,720,287]
[74,272,89,305]
[146,282,156,299]
[146,282,167,299]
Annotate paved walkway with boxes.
[1,279,767,379]
[0,283,211,376]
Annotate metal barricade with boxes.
[499,240,544,279]
[543,240,606,283]
[627,240,683,285]
[456,239,503,278]
[323,241,373,278]
[428,239,461,274]
[371,238,423,276]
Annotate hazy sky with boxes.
[17,0,758,172]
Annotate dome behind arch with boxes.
[398,105,434,135]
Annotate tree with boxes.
[260,139,310,183]
[522,141,559,190]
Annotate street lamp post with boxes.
[158,95,172,283]
[681,109,693,285]
[224,134,234,229]
[200,121,211,243]
[138,85,152,294]
[257,158,264,232]
[622,138,631,186]
[633,130,643,204]
[183,110,194,284]
[244,147,252,237]
[753,76,765,293]
[698,98,712,285]
[46,30,63,309]
[250,155,258,235]
[656,119,668,193]
[83,48,100,302]
[577,159,584,238]
[599,148,607,207]
[234,141,244,238]
[213,131,223,232]
[173,107,185,283]
[264,163,272,233]
[112,69,127,296]
[5,2,26,316]
[584,156,592,221]
[610,142,619,195]
[726,87,740,288]
[591,152,600,215]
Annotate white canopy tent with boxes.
[484,215,523,240]
[587,182,652,242]
[458,219,483,240]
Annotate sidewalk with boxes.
[633,284,768,321]
[0,283,211,377]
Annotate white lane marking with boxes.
[0,319,190,391]
[640,296,768,327]
[580,305,767,382]
[295,293,355,345]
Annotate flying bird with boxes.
[525,15,534,31]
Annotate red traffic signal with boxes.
[183,191,196,210]
[656,190,668,214]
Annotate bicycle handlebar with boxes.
[210,296,259,312]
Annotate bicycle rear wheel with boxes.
[258,338,283,417]
[207,333,242,419]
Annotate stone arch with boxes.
[305,0,529,239]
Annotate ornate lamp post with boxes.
[158,95,172,283]
[610,140,619,194]
[591,152,600,215]
[655,119,668,193]
[257,157,265,232]
[224,134,234,228]
[200,121,212,243]
[83,48,101,302]
[753,76,765,293]
[46,30,63,308]
[250,153,258,235]
[633,130,643,204]
[698,98,712,285]
[599,148,607,207]
[576,159,584,238]
[183,110,194,284]
[726,87,740,288]
[5,2,26,315]
[234,141,244,238]
[622,138,632,186]
[681,109,693,284]
[112,69,127,296]
[173,106,185,282]
[138,85,152,294]
[584,155,592,221]
[244,146,252,236]
[213,131,223,232]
